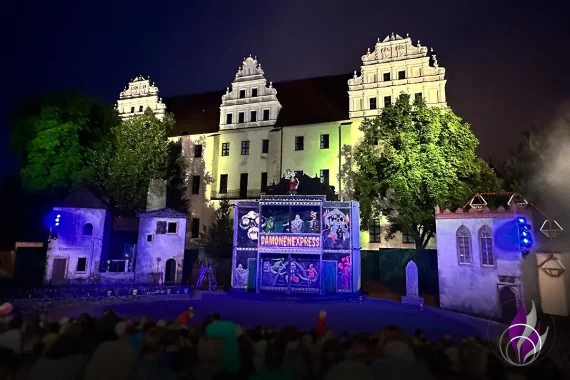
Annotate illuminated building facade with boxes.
[116,34,446,250]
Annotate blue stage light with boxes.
[516,216,533,256]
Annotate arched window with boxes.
[479,225,495,267]
[456,225,472,264]
[82,223,94,236]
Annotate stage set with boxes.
[231,194,361,295]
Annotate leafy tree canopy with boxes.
[199,199,234,260]
[10,91,119,193]
[88,109,184,214]
[353,94,502,248]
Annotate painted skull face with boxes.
[240,210,260,241]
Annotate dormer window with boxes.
[239,90,246,98]
[251,88,258,97]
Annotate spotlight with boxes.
[516,216,534,256]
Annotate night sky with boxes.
[2,0,570,182]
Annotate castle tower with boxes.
[116,76,166,120]
[219,55,282,130]
[348,33,447,119]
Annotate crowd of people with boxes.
[0,305,568,380]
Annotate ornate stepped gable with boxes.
[219,55,282,131]
[116,75,166,120]
[348,33,445,87]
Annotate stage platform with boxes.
[227,289,362,304]
[45,291,505,343]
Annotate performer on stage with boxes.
[285,169,300,195]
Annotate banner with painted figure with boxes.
[260,205,320,234]
[289,255,320,291]
[260,256,289,290]
[337,254,352,291]
[322,208,351,250]
[237,208,260,248]
[232,251,256,289]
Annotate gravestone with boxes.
[401,260,424,306]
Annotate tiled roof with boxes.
[138,208,187,219]
[164,73,351,137]
[56,187,109,209]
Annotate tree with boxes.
[199,199,234,260]
[88,109,181,214]
[9,92,119,193]
[503,130,547,203]
[353,94,502,249]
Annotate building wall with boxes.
[116,76,166,120]
[435,211,536,318]
[126,34,448,250]
[45,207,108,284]
[136,217,187,283]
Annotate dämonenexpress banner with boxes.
[259,234,321,248]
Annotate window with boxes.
[320,134,329,149]
[241,141,250,155]
[369,219,381,243]
[262,139,269,154]
[156,221,167,234]
[369,97,377,110]
[402,231,414,244]
[456,225,472,264]
[295,136,304,151]
[238,112,245,123]
[320,169,330,185]
[191,175,200,194]
[130,106,135,113]
[139,105,144,112]
[146,234,153,243]
[479,225,495,267]
[261,172,268,192]
[250,111,257,122]
[398,70,406,80]
[219,174,228,194]
[252,88,258,97]
[383,72,391,81]
[82,223,93,236]
[226,113,233,124]
[191,218,200,238]
[167,222,178,234]
[76,258,87,272]
[194,144,203,158]
[221,142,230,156]
[384,96,392,108]
[239,89,246,98]
[263,109,270,121]
[415,92,423,101]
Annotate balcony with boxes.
[210,189,264,200]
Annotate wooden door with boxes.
[51,258,67,285]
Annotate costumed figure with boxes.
[286,262,300,284]
[270,259,287,285]
[338,256,351,290]
[290,214,304,233]
[285,169,300,195]
[233,264,249,288]
[262,216,275,233]
[308,264,318,281]
[309,211,320,233]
